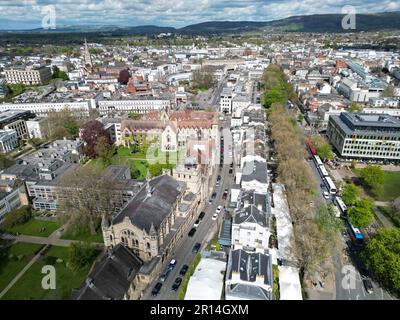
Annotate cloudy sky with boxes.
[0,0,399,30]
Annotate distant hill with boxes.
[2,11,400,36]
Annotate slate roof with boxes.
[226,249,273,300]
[233,205,268,227]
[73,244,143,300]
[112,174,185,233]
[241,161,268,183]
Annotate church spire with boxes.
[84,38,93,69]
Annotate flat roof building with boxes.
[327,112,400,161]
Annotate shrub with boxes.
[2,206,32,229]
[45,256,57,265]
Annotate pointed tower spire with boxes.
[84,37,93,69]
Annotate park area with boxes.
[89,146,181,180]
[3,218,61,237]
[379,171,400,202]
[0,242,44,293]
[1,245,99,300]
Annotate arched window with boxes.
[110,235,113,242]
[121,236,125,243]
[147,242,150,249]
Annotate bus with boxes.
[346,220,364,246]
[313,155,323,167]
[324,176,337,194]
[318,165,329,177]
[335,196,347,217]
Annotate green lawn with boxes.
[0,242,44,292]
[4,219,61,237]
[2,245,99,300]
[379,171,400,202]
[89,156,149,181]
[61,229,104,244]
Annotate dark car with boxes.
[179,265,189,276]
[229,168,233,174]
[199,211,206,220]
[192,242,201,253]
[362,277,374,294]
[152,282,162,296]
[211,192,217,199]
[171,277,183,291]
[160,268,171,282]
[188,228,196,237]
[217,175,221,181]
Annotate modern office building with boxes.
[0,129,18,153]
[5,65,52,85]
[327,112,400,161]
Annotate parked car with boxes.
[323,191,330,199]
[168,259,177,270]
[179,265,189,276]
[228,168,233,174]
[192,242,201,253]
[362,277,374,294]
[212,213,218,220]
[217,175,221,181]
[172,277,183,291]
[188,228,196,237]
[222,188,228,199]
[160,269,171,282]
[152,282,163,296]
[194,219,200,228]
[199,211,206,220]
[216,205,222,214]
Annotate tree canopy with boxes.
[359,165,384,197]
[347,198,375,228]
[362,227,400,295]
[341,183,362,206]
[80,120,111,159]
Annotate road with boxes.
[299,105,395,300]
[141,78,233,300]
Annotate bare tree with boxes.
[57,165,121,235]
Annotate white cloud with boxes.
[0,0,396,29]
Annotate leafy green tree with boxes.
[341,183,361,206]
[68,242,98,272]
[359,165,384,196]
[64,119,80,137]
[311,135,334,160]
[348,102,363,112]
[361,228,400,294]
[94,136,115,164]
[382,85,394,98]
[347,198,374,228]
[1,206,32,229]
[52,66,69,81]
[148,162,163,177]
[0,154,15,170]
[128,112,141,120]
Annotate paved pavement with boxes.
[0,226,104,248]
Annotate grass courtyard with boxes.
[379,171,400,202]
[2,245,99,300]
[3,219,61,237]
[0,242,44,292]
[352,169,400,202]
[61,228,104,243]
